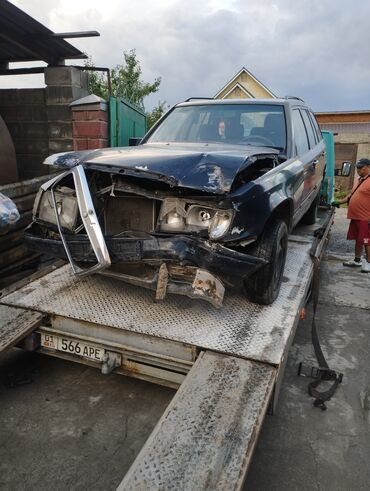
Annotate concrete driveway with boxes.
[244,207,370,490]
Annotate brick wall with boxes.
[71,97,108,151]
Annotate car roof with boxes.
[177,98,309,109]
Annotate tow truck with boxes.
[0,131,346,490]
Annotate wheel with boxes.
[301,192,319,225]
[244,219,288,305]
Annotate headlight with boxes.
[186,205,216,229]
[162,210,185,231]
[209,211,233,239]
[159,199,233,239]
[36,187,79,231]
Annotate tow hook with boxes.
[101,351,121,375]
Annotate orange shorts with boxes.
[347,220,370,245]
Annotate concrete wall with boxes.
[0,88,48,180]
[0,66,88,180]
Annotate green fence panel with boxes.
[109,96,118,147]
[321,130,335,204]
[109,96,147,147]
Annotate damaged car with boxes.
[25,98,326,307]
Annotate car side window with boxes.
[292,109,309,155]
[308,111,322,142]
[300,110,316,149]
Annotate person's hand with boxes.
[331,200,340,208]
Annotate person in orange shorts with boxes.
[333,158,370,273]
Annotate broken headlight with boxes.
[163,210,185,231]
[159,199,233,238]
[34,186,79,231]
[186,205,215,229]
[208,211,233,239]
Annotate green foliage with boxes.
[84,57,108,99]
[146,101,170,130]
[334,190,349,206]
[85,50,161,109]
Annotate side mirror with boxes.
[129,137,142,146]
[335,161,352,177]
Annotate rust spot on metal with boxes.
[155,263,169,301]
[193,278,218,300]
[167,264,196,281]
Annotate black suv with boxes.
[26,98,326,307]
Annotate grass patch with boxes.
[334,190,348,201]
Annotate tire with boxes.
[301,192,319,225]
[244,219,288,305]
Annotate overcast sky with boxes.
[3,0,370,112]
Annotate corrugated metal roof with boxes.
[0,0,87,65]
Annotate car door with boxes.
[301,109,326,195]
[291,108,322,211]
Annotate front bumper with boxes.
[27,164,266,307]
[25,229,266,287]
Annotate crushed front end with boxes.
[25,165,266,308]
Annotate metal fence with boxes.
[109,96,147,147]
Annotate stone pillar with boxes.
[44,66,89,156]
[70,95,109,151]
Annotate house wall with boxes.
[239,72,272,98]
[216,71,274,99]
[316,112,370,163]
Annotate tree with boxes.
[84,57,107,99]
[85,50,160,109]
[146,100,170,130]
[85,50,166,128]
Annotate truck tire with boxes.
[244,219,288,305]
[301,192,319,225]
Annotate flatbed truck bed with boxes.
[0,209,333,490]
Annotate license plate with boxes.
[40,333,105,362]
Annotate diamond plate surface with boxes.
[118,351,276,491]
[1,239,312,365]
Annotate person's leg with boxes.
[343,220,362,266]
[366,244,370,261]
[360,224,370,272]
[355,241,363,260]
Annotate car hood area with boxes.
[46,143,279,194]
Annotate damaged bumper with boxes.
[25,229,266,281]
[25,229,266,307]
[26,165,266,307]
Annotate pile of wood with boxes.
[0,174,57,290]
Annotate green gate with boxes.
[109,96,147,147]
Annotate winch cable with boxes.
[299,210,343,411]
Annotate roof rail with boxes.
[284,96,305,102]
[184,97,213,102]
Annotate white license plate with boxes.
[40,333,105,362]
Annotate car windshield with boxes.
[146,103,287,151]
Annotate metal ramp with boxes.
[118,351,276,491]
[0,305,43,354]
